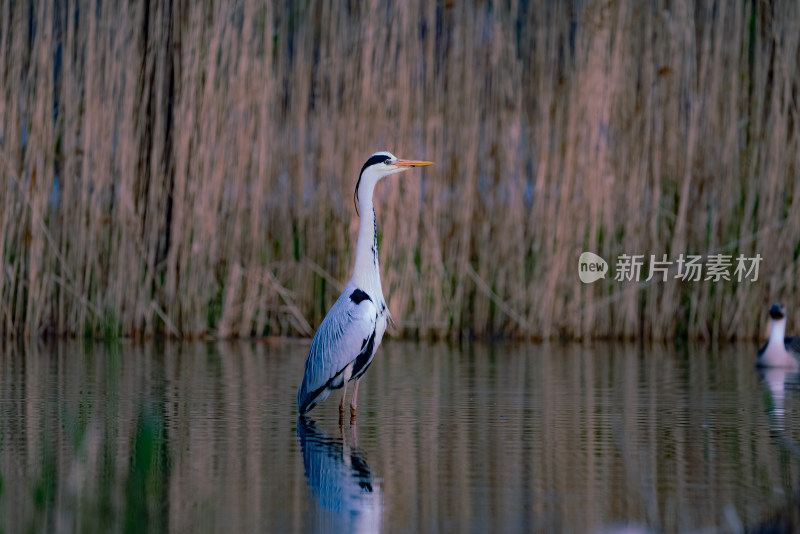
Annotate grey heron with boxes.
[756,303,800,369]
[297,151,433,418]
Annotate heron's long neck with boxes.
[770,318,787,346]
[352,185,383,295]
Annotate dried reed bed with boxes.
[0,1,798,341]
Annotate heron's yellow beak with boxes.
[394,158,434,168]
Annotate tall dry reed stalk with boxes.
[0,0,798,341]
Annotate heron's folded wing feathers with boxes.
[299,292,377,405]
[785,336,800,354]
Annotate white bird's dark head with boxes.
[354,151,433,213]
[769,302,786,321]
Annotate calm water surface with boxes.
[0,340,798,533]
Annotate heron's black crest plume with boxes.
[770,303,786,320]
[354,154,393,216]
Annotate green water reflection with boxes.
[0,340,797,533]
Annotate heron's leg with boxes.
[339,382,348,421]
[339,364,353,423]
[350,379,360,417]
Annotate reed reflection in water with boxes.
[0,340,799,532]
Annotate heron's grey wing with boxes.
[298,290,377,413]
[785,336,800,355]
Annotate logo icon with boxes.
[578,252,608,284]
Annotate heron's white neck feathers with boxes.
[769,317,786,346]
[351,181,383,298]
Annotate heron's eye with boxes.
[384,159,392,165]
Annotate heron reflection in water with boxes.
[758,367,800,431]
[297,417,382,532]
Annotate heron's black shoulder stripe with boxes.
[352,329,377,379]
[349,289,372,304]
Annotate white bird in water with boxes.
[756,302,800,369]
[297,151,433,419]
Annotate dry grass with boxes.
[0,1,798,341]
